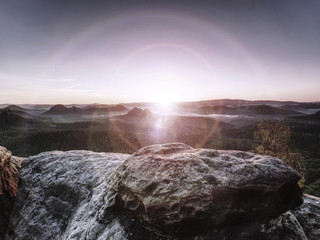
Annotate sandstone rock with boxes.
[292,194,320,240]
[0,146,23,240]
[189,210,308,240]
[111,143,303,237]
[259,211,307,240]
[256,194,320,240]
[6,144,310,240]
[6,150,130,240]
[9,156,23,171]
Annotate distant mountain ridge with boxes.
[0,109,36,128]
[3,105,27,111]
[118,107,153,120]
[82,104,127,114]
[42,105,82,115]
[1,100,319,120]
[42,104,128,115]
[196,104,302,116]
[0,105,33,118]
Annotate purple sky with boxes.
[1,0,320,104]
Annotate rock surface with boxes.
[6,150,130,240]
[112,143,302,237]
[257,194,320,240]
[0,147,23,240]
[259,211,307,240]
[292,194,320,240]
[5,143,315,240]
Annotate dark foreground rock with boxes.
[257,194,320,240]
[291,194,320,240]
[5,143,315,240]
[259,211,307,240]
[0,147,23,240]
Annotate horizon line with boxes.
[1,98,320,106]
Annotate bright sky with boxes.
[1,0,320,104]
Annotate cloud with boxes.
[0,72,79,83]
[44,78,78,82]
[56,84,83,91]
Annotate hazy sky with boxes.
[1,0,320,104]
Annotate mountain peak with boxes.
[42,105,81,115]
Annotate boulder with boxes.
[6,144,309,240]
[111,143,302,237]
[0,147,23,240]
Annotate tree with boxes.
[254,119,305,186]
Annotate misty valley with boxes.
[1,99,320,197]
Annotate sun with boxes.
[150,90,178,116]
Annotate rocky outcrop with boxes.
[111,143,302,237]
[0,147,23,240]
[42,104,82,115]
[42,104,128,115]
[257,194,320,240]
[5,143,313,240]
[292,194,320,240]
[259,211,308,240]
[6,150,130,240]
